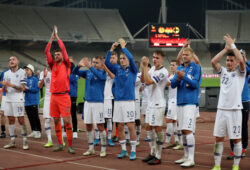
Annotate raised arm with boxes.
[120,39,137,74]
[54,26,70,67]
[224,34,245,71]
[45,30,55,68]
[141,56,154,85]
[105,42,119,74]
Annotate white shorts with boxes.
[141,102,148,115]
[177,105,196,131]
[84,101,105,124]
[213,109,242,139]
[148,107,165,126]
[104,99,112,119]
[5,102,25,117]
[196,106,200,118]
[145,107,150,124]
[113,101,135,123]
[135,102,140,120]
[0,96,6,112]
[166,100,177,120]
[43,95,51,118]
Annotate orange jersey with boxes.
[45,39,71,93]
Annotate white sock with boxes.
[183,135,188,159]
[119,140,126,151]
[45,118,52,142]
[148,130,155,156]
[155,131,164,159]
[136,125,141,142]
[173,122,179,143]
[178,130,183,145]
[100,130,106,152]
[106,119,112,140]
[124,125,130,141]
[94,124,100,139]
[214,142,223,166]
[9,124,16,141]
[130,140,136,152]
[233,142,242,166]
[146,130,151,139]
[166,123,173,143]
[186,133,195,162]
[20,124,27,137]
[87,131,94,150]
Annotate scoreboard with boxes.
[149,23,189,48]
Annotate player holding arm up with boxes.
[141,51,169,165]
[73,57,107,157]
[211,34,245,170]
[45,26,74,154]
[105,38,138,160]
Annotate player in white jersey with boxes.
[1,56,29,150]
[141,51,169,165]
[134,61,142,145]
[102,53,117,146]
[211,34,245,170]
[163,60,179,149]
[39,67,53,148]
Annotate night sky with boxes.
[102,0,249,37]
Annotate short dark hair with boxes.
[153,50,165,58]
[112,51,118,56]
[170,60,177,63]
[55,49,62,53]
[227,51,235,57]
[93,56,103,60]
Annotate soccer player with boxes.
[24,64,41,139]
[102,54,118,146]
[1,56,29,150]
[73,57,107,157]
[105,39,137,160]
[227,49,250,159]
[141,51,169,165]
[45,26,74,154]
[211,34,245,170]
[163,60,179,149]
[39,67,53,147]
[171,47,202,167]
[0,69,8,138]
[134,61,142,146]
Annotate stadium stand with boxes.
[206,10,250,43]
[0,4,133,42]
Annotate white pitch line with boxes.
[0,148,116,170]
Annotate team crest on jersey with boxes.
[231,73,236,77]
[16,74,19,78]
[159,73,164,79]
[188,67,193,73]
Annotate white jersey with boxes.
[141,84,149,103]
[4,68,26,102]
[217,66,246,110]
[148,66,169,108]
[168,74,177,102]
[104,75,114,100]
[135,72,142,101]
[39,70,51,98]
